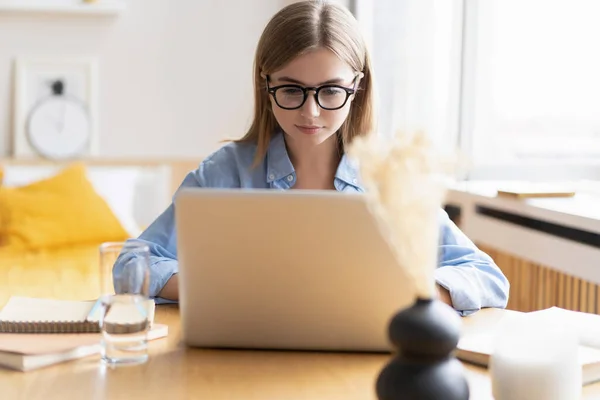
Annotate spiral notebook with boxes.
[0,296,155,334]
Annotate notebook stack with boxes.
[0,296,168,371]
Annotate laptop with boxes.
[174,188,415,352]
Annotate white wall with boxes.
[0,0,349,159]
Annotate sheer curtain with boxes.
[353,0,463,152]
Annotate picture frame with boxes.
[12,56,99,158]
[0,0,127,16]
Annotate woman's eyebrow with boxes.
[275,76,347,86]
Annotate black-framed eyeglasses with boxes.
[266,74,361,111]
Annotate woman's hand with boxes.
[158,274,179,301]
[436,284,453,307]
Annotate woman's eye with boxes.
[322,87,345,96]
[282,88,303,96]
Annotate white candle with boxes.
[490,313,581,400]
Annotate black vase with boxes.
[375,297,469,400]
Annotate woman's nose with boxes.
[301,91,321,118]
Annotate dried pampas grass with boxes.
[347,130,456,299]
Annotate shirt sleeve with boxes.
[434,210,510,316]
[112,169,205,302]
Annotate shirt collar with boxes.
[265,130,363,191]
[266,131,295,183]
[335,153,363,191]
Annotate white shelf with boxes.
[0,1,126,15]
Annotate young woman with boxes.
[114,0,509,316]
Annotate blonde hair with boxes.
[236,0,376,166]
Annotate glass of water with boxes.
[98,241,151,365]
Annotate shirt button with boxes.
[286,175,294,182]
[352,178,358,184]
[269,174,275,180]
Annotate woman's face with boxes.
[267,48,359,148]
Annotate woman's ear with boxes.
[259,72,267,91]
[260,72,273,110]
[260,72,270,87]
[356,71,365,85]
[350,71,365,101]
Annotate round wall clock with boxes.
[26,79,91,160]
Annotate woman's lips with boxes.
[296,125,323,135]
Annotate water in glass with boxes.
[99,293,150,365]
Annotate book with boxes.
[0,296,156,334]
[0,323,168,371]
[456,307,600,385]
[528,307,600,349]
[495,183,576,199]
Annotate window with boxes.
[356,0,463,150]
[461,0,600,176]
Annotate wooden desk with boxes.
[2,306,600,400]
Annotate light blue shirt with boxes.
[114,132,509,316]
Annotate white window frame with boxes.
[457,0,600,181]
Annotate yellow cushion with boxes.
[0,243,102,309]
[0,163,130,250]
[0,167,4,246]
